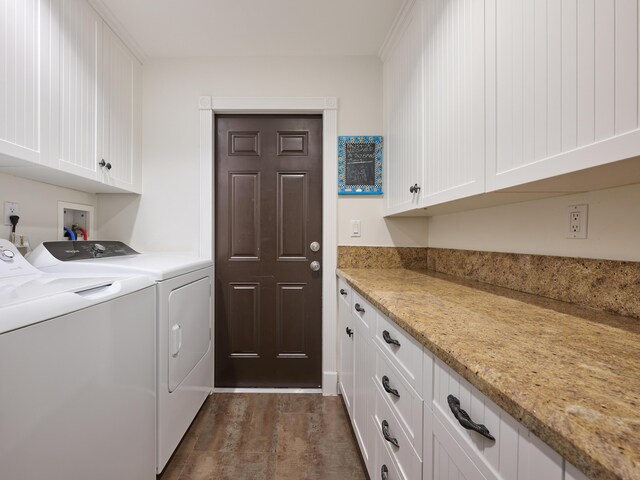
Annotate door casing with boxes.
[198,96,339,395]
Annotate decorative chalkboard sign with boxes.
[338,136,383,195]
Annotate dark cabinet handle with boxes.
[340,288,348,296]
[345,327,353,338]
[381,420,399,448]
[409,184,421,193]
[381,375,400,398]
[381,465,389,480]
[382,330,400,347]
[99,159,112,170]
[354,303,365,313]
[447,395,495,441]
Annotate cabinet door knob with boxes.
[99,159,112,170]
[354,303,365,313]
[447,394,495,440]
[409,184,421,194]
[345,327,353,338]
[340,288,348,296]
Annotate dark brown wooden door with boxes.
[215,115,323,387]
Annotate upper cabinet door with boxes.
[54,0,102,180]
[421,0,486,206]
[101,25,142,193]
[486,0,640,191]
[0,0,50,166]
[383,0,424,215]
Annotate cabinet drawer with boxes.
[352,291,375,332]
[426,410,489,480]
[374,345,423,458]
[373,415,407,480]
[375,313,423,395]
[373,379,422,480]
[432,358,564,480]
[338,277,352,308]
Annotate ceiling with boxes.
[99,0,405,58]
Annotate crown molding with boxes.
[378,0,417,61]
[87,0,148,64]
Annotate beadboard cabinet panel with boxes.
[102,24,141,192]
[0,0,50,165]
[421,0,485,206]
[486,0,640,191]
[55,0,102,180]
[383,0,424,215]
[0,0,142,193]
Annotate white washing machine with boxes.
[29,240,214,474]
[0,240,156,480]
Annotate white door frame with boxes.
[198,96,339,395]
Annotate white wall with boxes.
[427,183,640,262]
[97,56,428,253]
[0,172,97,248]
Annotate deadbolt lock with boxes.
[310,241,320,252]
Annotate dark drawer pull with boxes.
[381,465,389,480]
[381,375,400,398]
[340,288,348,296]
[381,420,399,448]
[345,327,353,338]
[354,303,365,313]
[382,330,400,346]
[447,395,495,441]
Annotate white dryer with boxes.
[0,240,156,480]
[29,240,214,474]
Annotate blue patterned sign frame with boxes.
[338,136,383,195]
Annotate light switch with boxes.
[351,220,361,237]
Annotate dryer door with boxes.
[168,277,211,392]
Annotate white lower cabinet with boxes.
[338,278,354,414]
[338,278,592,480]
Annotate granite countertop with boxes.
[336,268,640,480]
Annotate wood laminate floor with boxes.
[158,393,368,480]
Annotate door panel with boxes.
[229,172,261,260]
[277,173,308,259]
[215,115,323,387]
[227,283,260,357]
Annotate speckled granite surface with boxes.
[337,267,640,480]
[427,248,640,320]
[337,246,427,269]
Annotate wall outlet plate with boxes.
[4,201,19,226]
[567,204,588,239]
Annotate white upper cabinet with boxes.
[0,0,51,166]
[0,0,142,193]
[383,0,424,215]
[486,0,640,191]
[54,0,102,180]
[383,0,640,215]
[421,0,485,206]
[102,24,142,192]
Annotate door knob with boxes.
[310,261,321,272]
[310,241,320,252]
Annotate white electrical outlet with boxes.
[567,204,588,239]
[351,220,361,237]
[4,202,19,226]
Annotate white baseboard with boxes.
[213,388,323,394]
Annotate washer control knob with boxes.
[0,248,15,261]
[92,243,106,255]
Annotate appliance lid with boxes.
[29,241,212,281]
